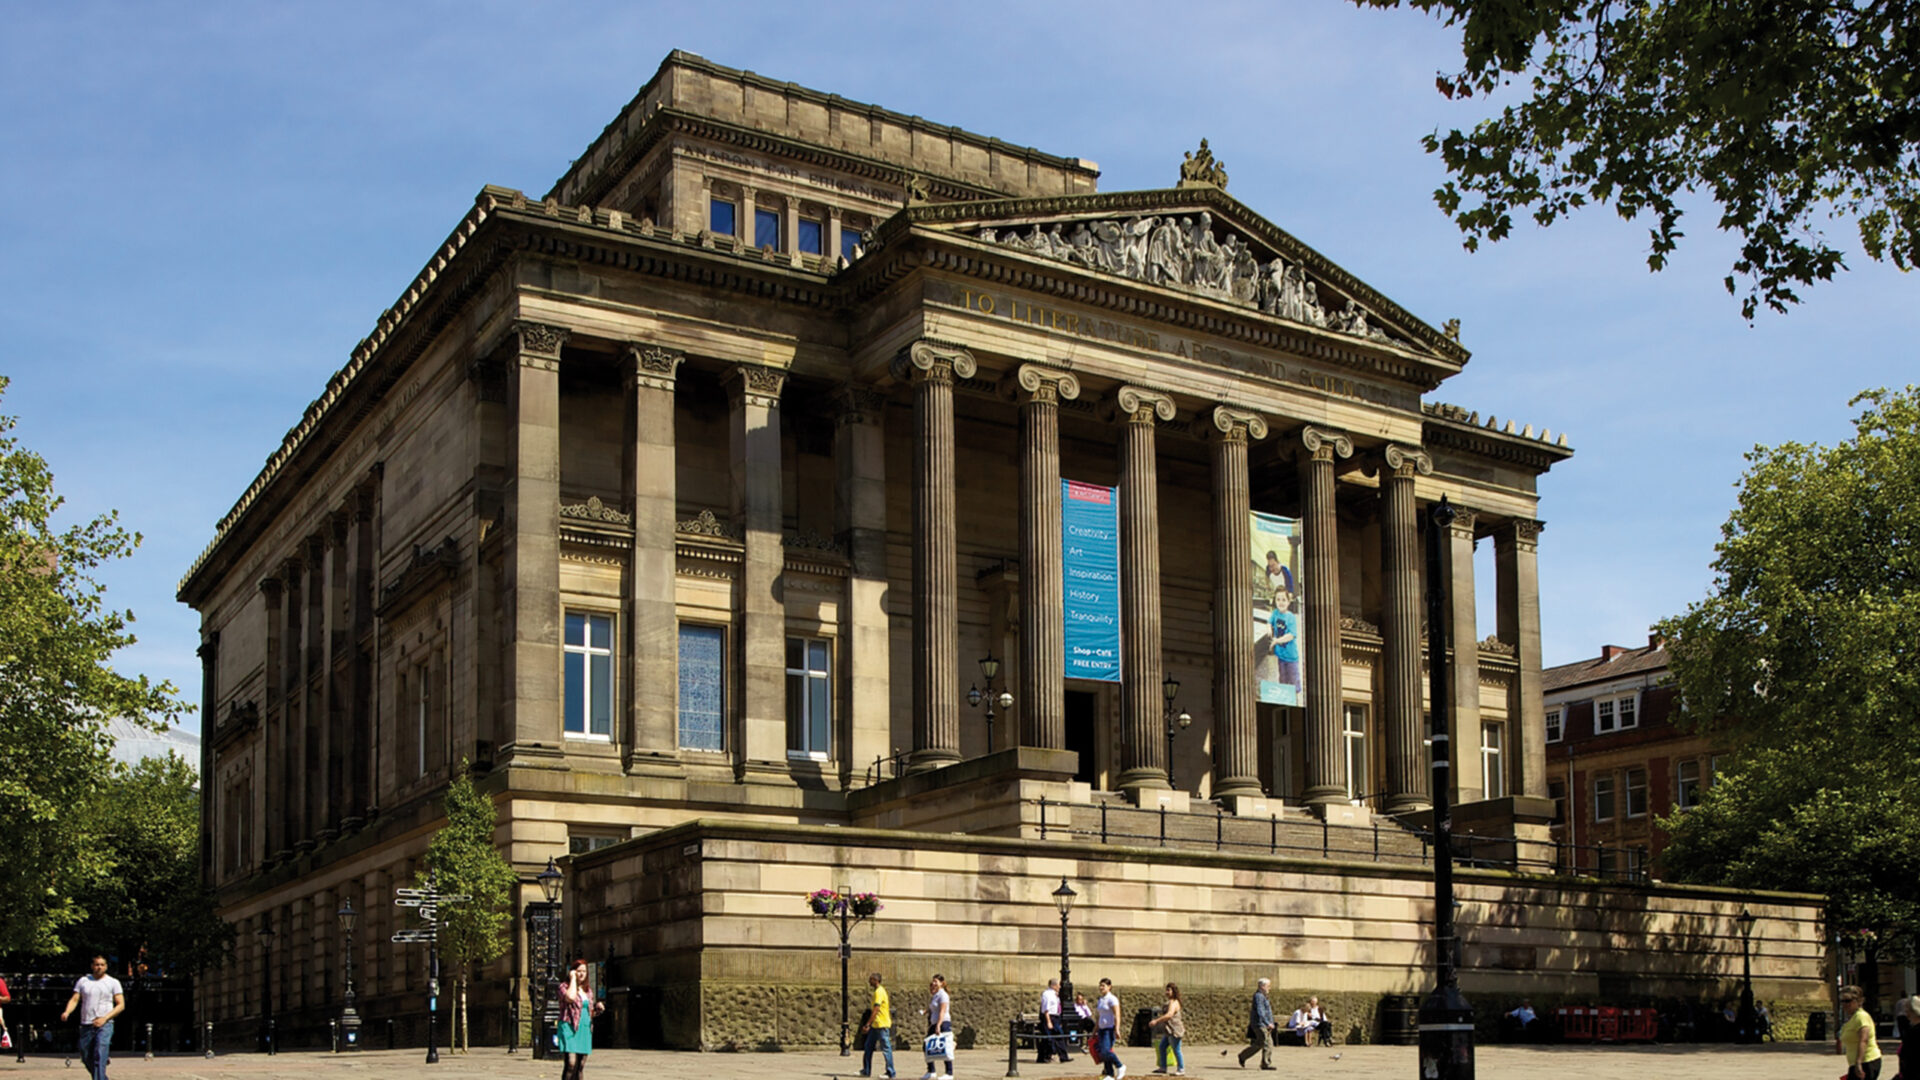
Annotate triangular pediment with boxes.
[898,187,1466,366]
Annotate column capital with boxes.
[1111,385,1176,425]
[466,352,509,403]
[726,363,787,409]
[511,320,570,368]
[1381,444,1434,479]
[1447,505,1479,539]
[623,344,685,392]
[305,533,327,564]
[891,340,977,384]
[327,510,350,547]
[258,576,284,603]
[1006,363,1081,407]
[1299,424,1353,461]
[1211,405,1268,442]
[831,384,889,427]
[1498,518,1546,552]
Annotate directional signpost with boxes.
[393,874,470,1065]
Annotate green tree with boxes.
[1357,0,1920,317]
[421,764,516,1052]
[0,377,184,956]
[1654,387,1920,966]
[63,753,234,973]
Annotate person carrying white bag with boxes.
[921,973,954,1080]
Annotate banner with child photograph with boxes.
[1252,511,1304,707]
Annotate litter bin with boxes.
[1805,1011,1826,1042]
[1378,995,1420,1045]
[1129,1007,1156,1047]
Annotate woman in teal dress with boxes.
[556,959,602,1079]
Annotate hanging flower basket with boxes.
[849,892,883,918]
[806,888,841,916]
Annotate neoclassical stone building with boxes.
[183,52,1825,1048]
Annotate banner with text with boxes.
[1252,511,1305,707]
[1062,479,1122,682]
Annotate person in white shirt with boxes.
[1302,996,1333,1045]
[1286,1003,1314,1044]
[1094,978,1126,1080]
[60,955,124,1080]
[922,974,953,1080]
[1038,978,1073,1063]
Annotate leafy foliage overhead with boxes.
[1655,387,1920,951]
[1360,0,1920,317]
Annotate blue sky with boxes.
[4,2,1914,735]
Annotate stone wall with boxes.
[571,819,1828,1049]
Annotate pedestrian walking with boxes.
[1038,977,1073,1063]
[861,972,895,1079]
[0,971,12,1049]
[1235,977,1276,1069]
[1093,977,1126,1079]
[921,973,954,1080]
[1837,984,1883,1080]
[1147,982,1184,1075]
[555,959,604,1080]
[1897,994,1920,1080]
[59,955,124,1080]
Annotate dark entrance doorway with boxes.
[1065,690,1099,786]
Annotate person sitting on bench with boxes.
[1283,998,1334,1046]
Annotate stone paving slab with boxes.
[0,1042,1855,1079]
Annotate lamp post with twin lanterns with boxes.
[337,899,361,1050]
[1160,675,1192,788]
[1734,907,1759,1043]
[524,858,565,1059]
[1052,878,1076,1006]
[967,653,1014,751]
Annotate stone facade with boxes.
[178,50,1819,1049]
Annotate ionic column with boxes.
[728,363,788,773]
[1380,445,1433,813]
[1496,519,1548,798]
[506,321,568,751]
[1116,387,1175,792]
[834,386,891,780]
[1442,507,1482,804]
[1211,406,1269,800]
[893,342,976,772]
[1015,364,1080,752]
[1299,425,1354,810]
[626,345,684,770]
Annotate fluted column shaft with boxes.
[1443,508,1482,803]
[1497,520,1548,798]
[1381,445,1433,812]
[1300,426,1353,809]
[1016,365,1079,751]
[897,343,976,771]
[1117,388,1175,791]
[1211,407,1269,800]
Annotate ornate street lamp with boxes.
[1053,878,1077,1006]
[1735,907,1759,1043]
[967,653,1015,752]
[337,899,361,1050]
[805,887,882,1057]
[1416,496,1473,1080]
[1161,675,1193,788]
[257,916,275,1055]
[526,858,566,1059]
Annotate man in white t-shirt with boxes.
[1038,978,1074,1063]
[60,955,124,1080]
[1094,978,1126,1080]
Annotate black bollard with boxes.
[267,1018,276,1056]
[386,1018,395,1050]
[509,999,519,1054]
[144,1022,154,1060]
[204,1021,214,1059]
[1005,1019,1021,1078]
[330,1019,339,1053]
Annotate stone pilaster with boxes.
[1014,364,1080,752]
[1443,507,1482,804]
[626,345,684,771]
[893,341,976,772]
[196,632,219,878]
[1211,406,1269,800]
[347,476,377,824]
[1299,425,1354,811]
[260,572,288,860]
[834,386,891,782]
[728,363,788,774]
[1496,519,1548,798]
[1380,444,1433,813]
[506,320,567,754]
[1114,387,1175,792]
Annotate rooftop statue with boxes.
[1179,138,1230,189]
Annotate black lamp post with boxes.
[1053,878,1076,1006]
[966,653,1015,752]
[258,916,275,1055]
[338,899,361,1051]
[1417,496,1473,1080]
[526,858,565,1060]
[1735,908,1759,1043]
[1161,675,1193,788]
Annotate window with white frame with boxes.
[1545,708,1563,743]
[1342,704,1369,802]
[1547,779,1566,824]
[1625,766,1649,817]
[1481,722,1507,799]
[1594,692,1640,733]
[785,636,831,758]
[1675,759,1703,808]
[563,611,614,739]
[568,833,622,857]
[1593,774,1616,821]
[678,624,726,752]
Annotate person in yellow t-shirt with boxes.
[1837,984,1882,1080]
[860,972,896,1079]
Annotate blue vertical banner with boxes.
[1252,511,1305,707]
[1062,479,1122,682]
